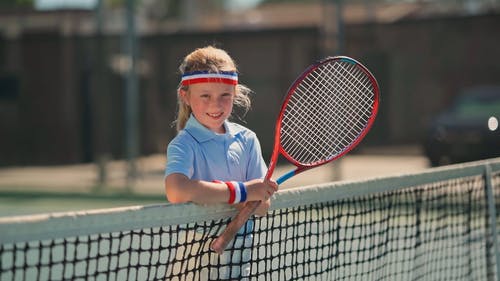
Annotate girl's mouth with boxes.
[207,112,224,119]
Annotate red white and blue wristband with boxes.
[213,180,247,204]
[181,71,238,86]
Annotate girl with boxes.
[164,46,277,279]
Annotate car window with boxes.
[454,95,500,118]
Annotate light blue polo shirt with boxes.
[165,114,267,183]
[166,115,267,234]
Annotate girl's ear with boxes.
[178,89,189,106]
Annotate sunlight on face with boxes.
[181,83,236,133]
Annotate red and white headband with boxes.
[181,71,238,86]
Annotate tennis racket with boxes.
[210,56,380,254]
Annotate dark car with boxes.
[424,85,500,166]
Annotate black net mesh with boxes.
[1,173,499,281]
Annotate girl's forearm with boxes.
[165,174,229,204]
[165,174,276,206]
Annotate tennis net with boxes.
[1,158,499,280]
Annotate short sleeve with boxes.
[165,137,194,178]
[245,132,268,180]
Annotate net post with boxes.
[484,164,500,281]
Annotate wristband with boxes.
[228,181,247,204]
[212,180,247,204]
[237,181,247,202]
[225,181,236,204]
[212,180,235,204]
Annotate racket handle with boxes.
[210,200,261,254]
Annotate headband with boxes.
[181,71,238,86]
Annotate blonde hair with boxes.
[175,46,252,132]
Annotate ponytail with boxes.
[175,86,191,132]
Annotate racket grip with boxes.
[210,200,261,255]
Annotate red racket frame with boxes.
[210,56,380,254]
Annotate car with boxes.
[424,85,500,166]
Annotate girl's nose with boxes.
[212,97,223,107]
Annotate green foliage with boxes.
[106,0,124,8]
[0,0,34,8]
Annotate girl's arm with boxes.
[165,173,230,204]
[165,173,277,205]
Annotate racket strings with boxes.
[284,91,348,161]
[309,63,372,146]
[282,99,343,163]
[291,76,362,161]
[317,63,373,139]
[280,60,376,165]
[285,90,341,157]
[327,67,374,134]
[283,94,338,163]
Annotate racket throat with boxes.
[276,169,296,185]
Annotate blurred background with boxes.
[0,0,499,214]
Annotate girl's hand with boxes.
[243,178,278,216]
[244,179,278,202]
[253,198,271,217]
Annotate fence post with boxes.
[485,164,500,281]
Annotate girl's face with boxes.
[180,82,236,133]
